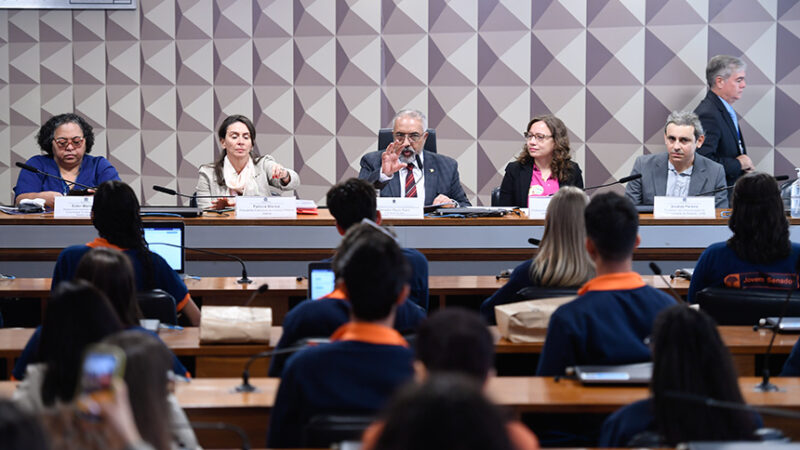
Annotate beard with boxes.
[399,146,416,164]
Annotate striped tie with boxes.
[405,163,417,198]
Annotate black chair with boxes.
[378,128,437,153]
[696,287,800,326]
[513,286,578,302]
[491,186,501,206]
[136,289,177,324]
[302,413,375,447]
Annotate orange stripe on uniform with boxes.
[85,237,125,250]
[176,293,191,312]
[578,272,646,295]
[330,322,408,347]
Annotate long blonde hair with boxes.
[530,186,594,286]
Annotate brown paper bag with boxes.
[495,296,576,343]
[199,306,272,344]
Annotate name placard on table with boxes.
[653,196,715,219]
[54,196,93,218]
[235,196,297,219]
[527,196,551,219]
[377,197,424,219]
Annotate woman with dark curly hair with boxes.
[498,114,583,208]
[687,171,799,302]
[13,113,120,208]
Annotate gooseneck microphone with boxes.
[696,175,789,198]
[649,262,685,304]
[583,173,642,192]
[153,185,236,200]
[243,283,269,307]
[528,237,541,246]
[148,242,252,284]
[236,338,329,392]
[16,161,96,191]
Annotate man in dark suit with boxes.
[694,55,753,188]
[625,111,728,208]
[359,109,471,206]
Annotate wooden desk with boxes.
[4,376,794,447]
[0,274,690,324]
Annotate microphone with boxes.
[528,237,541,246]
[696,175,789,198]
[243,283,269,307]
[153,185,236,200]
[188,422,251,450]
[754,254,800,392]
[649,262,685,304]
[16,161,96,191]
[583,173,642,192]
[236,338,329,392]
[148,242,252,284]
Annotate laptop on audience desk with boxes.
[308,261,335,299]
[573,362,652,385]
[143,221,185,275]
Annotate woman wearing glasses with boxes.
[13,113,120,208]
[195,114,299,210]
[497,114,583,208]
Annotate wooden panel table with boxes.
[0,274,690,324]
[4,376,796,448]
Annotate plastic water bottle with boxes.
[792,168,800,218]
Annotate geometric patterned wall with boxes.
[1,0,799,206]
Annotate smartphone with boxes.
[78,344,126,403]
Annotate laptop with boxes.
[762,317,800,333]
[143,221,185,274]
[308,261,335,300]
[574,362,652,385]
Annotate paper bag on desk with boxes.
[199,306,272,344]
[495,296,576,343]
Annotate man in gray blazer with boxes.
[359,109,470,206]
[626,111,728,208]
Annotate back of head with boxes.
[326,178,377,231]
[651,305,756,444]
[416,308,494,383]
[728,172,790,264]
[39,280,124,406]
[533,186,594,286]
[102,331,172,450]
[333,223,409,321]
[92,180,143,249]
[706,55,746,88]
[0,399,49,450]
[75,247,142,326]
[374,375,512,450]
[584,192,639,262]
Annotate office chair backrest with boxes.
[378,128,437,153]
[491,187,501,206]
[513,286,579,302]
[136,289,178,325]
[303,413,375,447]
[696,287,800,326]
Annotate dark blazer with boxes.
[498,160,584,208]
[694,90,746,186]
[624,152,728,208]
[358,150,471,206]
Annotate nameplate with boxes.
[527,196,551,219]
[377,197,424,219]
[235,196,297,219]
[653,196,715,219]
[54,196,93,218]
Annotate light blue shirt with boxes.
[666,160,693,197]
[717,94,743,154]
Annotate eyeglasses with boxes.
[523,132,552,143]
[393,133,423,143]
[53,137,85,148]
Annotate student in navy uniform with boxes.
[599,306,761,447]
[267,223,415,448]
[267,178,426,377]
[688,172,800,302]
[480,186,594,324]
[536,192,676,376]
[50,180,201,326]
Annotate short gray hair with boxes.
[664,110,704,141]
[705,55,746,88]
[393,109,427,131]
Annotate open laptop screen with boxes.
[142,221,185,274]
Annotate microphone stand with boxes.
[583,173,642,192]
[148,242,252,284]
[16,162,96,191]
[235,338,329,392]
[649,262,685,304]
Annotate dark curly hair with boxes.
[727,172,790,264]
[36,113,95,157]
[516,114,574,182]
